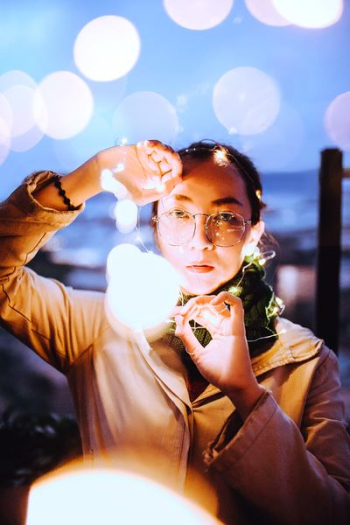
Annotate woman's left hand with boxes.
[175,292,265,418]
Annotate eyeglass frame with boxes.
[152,210,252,247]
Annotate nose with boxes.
[187,214,213,251]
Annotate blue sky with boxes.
[0,0,349,198]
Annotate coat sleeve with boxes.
[0,171,107,373]
[205,348,350,524]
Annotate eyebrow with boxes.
[172,194,244,207]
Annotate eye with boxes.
[167,208,191,219]
[216,212,241,224]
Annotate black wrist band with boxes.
[51,175,79,211]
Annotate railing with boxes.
[315,148,349,354]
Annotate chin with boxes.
[181,279,219,296]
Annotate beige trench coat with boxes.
[0,171,349,524]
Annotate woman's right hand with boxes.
[97,140,183,205]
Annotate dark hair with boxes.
[151,140,266,225]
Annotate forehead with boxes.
[165,158,251,209]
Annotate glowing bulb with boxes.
[114,199,138,234]
[259,258,266,265]
[106,243,140,282]
[105,246,180,338]
[100,168,129,199]
[27,465,218,525]
[202,308,220,326]
[230,286,240,295]
[142,178,165,192]
[114,162,125,173]
[214,148,228,166]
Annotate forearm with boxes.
[33,155,103,210]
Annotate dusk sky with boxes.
[1,0,349,199]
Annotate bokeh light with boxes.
[0,92,13,133]
[90,76,127,115]
[113,199,138,234]
[213,67,280,135]
[74,16,141,81]
[10,125,44,153]
[0,70,36,92]
[0,117,11,166]
[105,245,180,334]
[238,103,305,170]
[164,0,234,30]
[34,71,94,140]
[245,0,290,26]
[272,0,343,29]
[112,91,179,145]
[324,91,350,150]
[53,115,115,172]
[2,84,37,137]
[0,70,42,152]
[27,466,218,525]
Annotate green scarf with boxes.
[163,256,284,357]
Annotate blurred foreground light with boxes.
[74,16,141,81]
[324,91,350,150]
[113,199,138,233]
[272,0,343,28]
[213,67,280,135]
[34,71,94,139]
[112,91,179,145]
[164,0,234,30]
[27,466,218,525]
[105,244,180,337]
[245,0,290,26]
[106,244,141,282]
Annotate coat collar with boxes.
[251,317,323,377]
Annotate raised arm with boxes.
[32,141,182,210]
[0,141,182,372]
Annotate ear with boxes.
[247,220,265,247]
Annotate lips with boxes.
[186,264,214,273]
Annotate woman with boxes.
[0,140,349,524]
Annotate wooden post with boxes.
[315,148,343,353]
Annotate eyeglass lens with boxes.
[157,211,246,247]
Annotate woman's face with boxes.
[156,157,264,295]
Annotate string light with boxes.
[213,148,229,167]
[100,168,129,200]
[113,199,138,234]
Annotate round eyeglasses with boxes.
[152,209,252,247]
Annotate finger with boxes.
[145,143,182,179]
[210,291,242,309]
[179,295,214,317]
[175,315,202,356]
[156,174,181,197]
[211,292,246,332]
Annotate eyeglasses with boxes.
[152,209,252,247]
